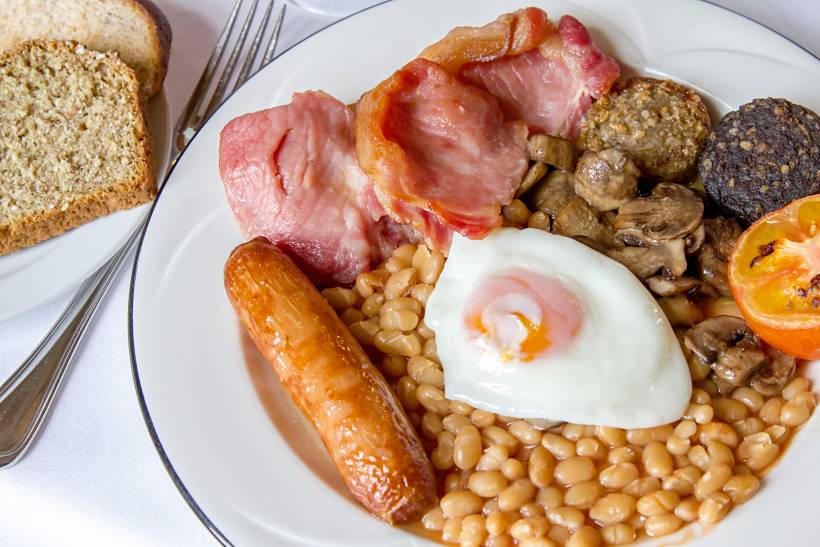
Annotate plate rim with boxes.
[126,1,820,545]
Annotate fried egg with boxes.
[425,228,691,428]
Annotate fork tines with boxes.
[174,0,287,152]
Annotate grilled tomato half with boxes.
[728,194,820,360]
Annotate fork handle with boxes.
[0,223,141,467]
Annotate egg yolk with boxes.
[464,269,582,362]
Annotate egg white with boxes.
[425,228,692,428]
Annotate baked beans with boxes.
[607,447,636,465]
[324,241,814,546]
[644,514,683,537]
[600,523,635,545]
[542,434,576,460]
[477,445,509,472]
[547,506,585,532]
[501,458,527,481]
[459,514,487,546]
[674,496,701,522]
[698,492,732,523]
[528,446,556,488]
[502,199,531,225]
[454,425,483,470]
[599,463,639,490]
[554,457,596,486]
[636,490,679,516]
[722,474,760,505]
[563,481,603,511]
[441,490,483,518]
[441,517,462,543]
[486,511,518,537]
[536,487,563,510]
[623,476,661,497]
[595,426,626,448]
[642,441,674,478]
[662,465,702,496]
[509,516,550,541]
[498,479,536,511]
[589,494,636,525]
[566,526,601,547]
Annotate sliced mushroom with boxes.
[571,235,609,254]
[711,375,740,396]
[652,183,700,200]
[607,238,687,279]
[553,197,614,249]
[699,245,730,297]
[714,346,769,386]
[529,170,577,219]
[614,183,704,245]
[601,210,618,227]
[684,316,767,388]
[646,276,701,296]
[749,348,797,397]
[698,217,743,297]
[676,328,713,380]
[516,161,549,197]
[685,223,706,254]
[528,133,577,170]
[573,148,640,211]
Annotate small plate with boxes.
[130,1,820,545]
[0,91,171,320]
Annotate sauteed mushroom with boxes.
[684,316,767,388]
[682,316,798,396]
[572,235,609,254]
[750,349,797,397]
[574,148,639,211]
[685,222,706,254]
[516,161,549,197]
[614,183,704,245]
[528,133,577,170]
[529,170,576,219]
[714,346,770,387]
[646,276,701,296]
[607,238,687,279]
[698,217,743,297]
[553,197,614,248]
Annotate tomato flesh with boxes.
[729,195,820,360]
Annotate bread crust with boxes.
[0,39,155,256]
[0,0,172,98]
[130,0,173,98]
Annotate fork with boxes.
[0,0,287,468]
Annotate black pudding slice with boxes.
[699,98,820,224]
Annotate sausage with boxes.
[224,238,437,524]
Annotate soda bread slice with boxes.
[0,0,171,98]
[0,39,154,256]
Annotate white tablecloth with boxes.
[0,1,817,545]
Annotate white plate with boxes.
[129,1,820,545]
[0,92,171,320]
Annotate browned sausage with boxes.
[224,237,437,524]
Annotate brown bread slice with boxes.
[0,0,171,98]
[0,39,155,256]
